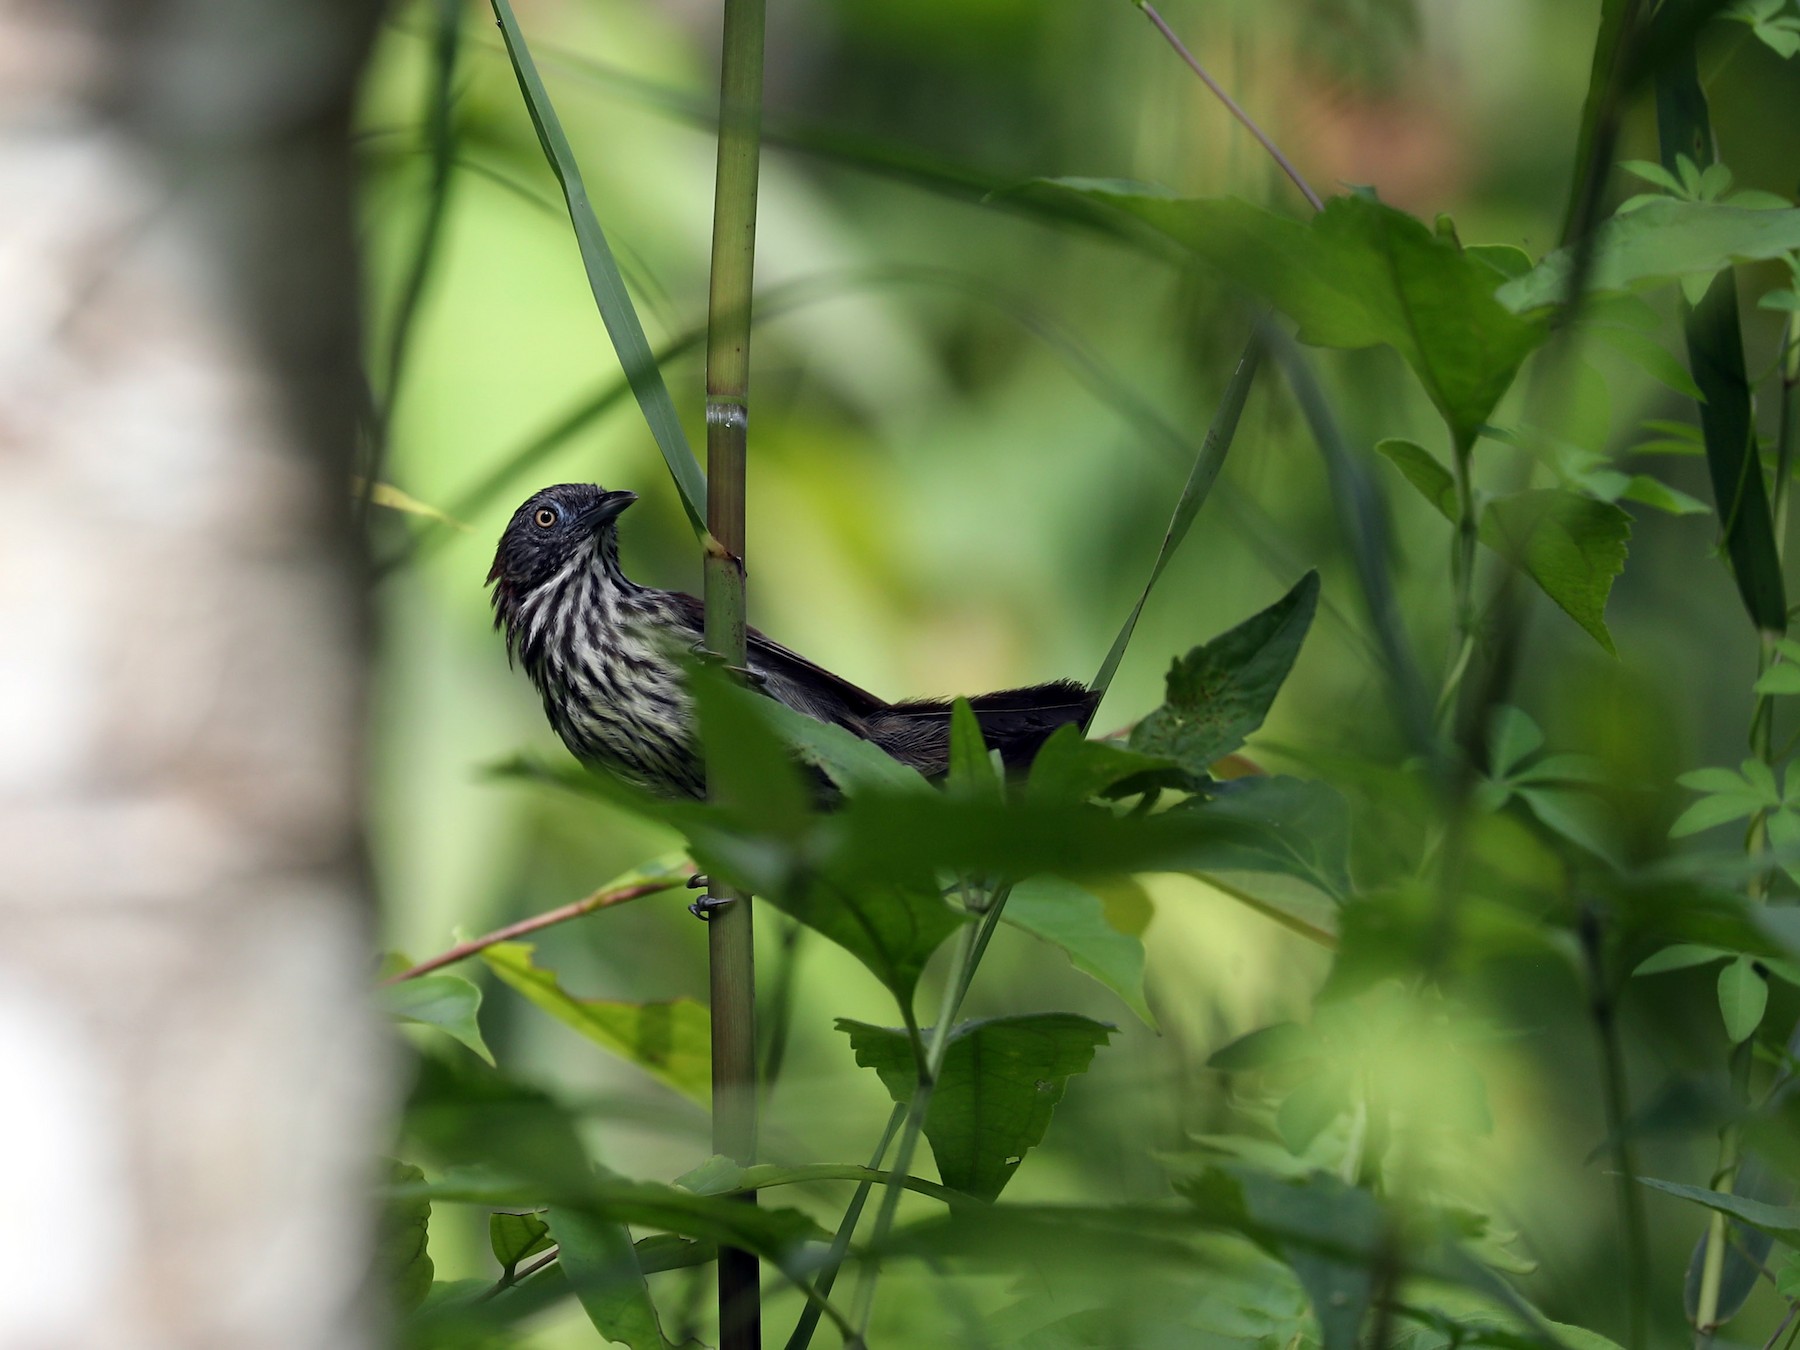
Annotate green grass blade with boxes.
[1090,334,1261,701]
[488,0,707,534]
[1655,48,1787,633]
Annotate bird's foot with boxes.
[686,873,738,920]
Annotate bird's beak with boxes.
[588,489,638,526]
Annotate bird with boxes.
[487,482,1099,801]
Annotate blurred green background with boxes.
[357,1,1800,1343]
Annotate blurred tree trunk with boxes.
[0,2,386,1346]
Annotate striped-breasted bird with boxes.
[488,482,1098,800]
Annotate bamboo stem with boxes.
[703,1,768,1346]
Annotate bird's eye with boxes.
[534,508,557,528]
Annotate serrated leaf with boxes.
[1634,943,1733,975]
[839,1014,1114,1201]
[1129,572,1320,776]
[382,972,495,1066]
[1003,876,1154,1027]
[1480,489,1630,654]
[1041,186,1546,448]
[1719,955,1769,1042]
[482,943,710,1103]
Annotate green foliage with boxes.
[488,1210,552,1280]
[1499,199,1800,312]
[1042,184,1547,448]
[384,1161,437,1313]
[1129,571,1320,777]
[839,1014,1114,1200]
[382,969,496,1066]
[481,943,712,1103]
[1003,875,1155,1026]
[548,1207,683,1350]
[1377,443,1631,652]
[487,0,707,533]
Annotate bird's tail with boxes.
[865,679,1101,779]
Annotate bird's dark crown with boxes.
[487,483,638,594]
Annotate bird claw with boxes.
[689,890,737,921]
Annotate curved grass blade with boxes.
[488,0,707,534]
[1655,47,1787,634]
[1091,334,1261,701]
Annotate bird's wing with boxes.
[666,591,889,724]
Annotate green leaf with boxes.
[487,0,706,534]
[1618,475,1711,516]
[1002,876,1155,1027]
[1678,766,1754,793]
[1656,50,1789,634]
[692,665,811,832]
[1129,572,1320,776]
[1025,726,1179,803]
[1176,1165,1383,1350]
[489,1210,552,1278]
[381,972,495,1066]
[1043,186,1546,448]
[1498,199,1800,311]
[1180,776,1353,902]
[947,698,1003,804]
[1587,323,1706,400]
[1633,943,1732,975]
[1639,1176,1800,1244]
[548,1206,679,1350]
[1275,1072,1348,1153]
[838,1014,1114,1201]
[1515,785,1620,863]
[1755,664,1800,695]
[746,692,935,798]
[1207,1022,1321,1071]
[384,1161,435,1313]
[1092,336,1262,697]
[481,943,710,1104]
[1487,705,1546,780]
[1719,955,1769,1042]
[1375,438,1457,516]
[1669,794,1762,837]
[1480,489,1630,654]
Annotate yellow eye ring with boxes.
[534,508,556,528]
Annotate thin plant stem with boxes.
[1137,3,1323,212]
[781,1104,904,1350]
[847,884,1015,1341]
[380,871,692,983]
[702,1,768,1346]
[1580,907,1650,1350]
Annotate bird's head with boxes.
[487,483,638,597]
